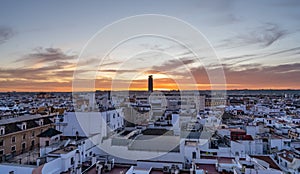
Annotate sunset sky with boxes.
[0,0,300,92]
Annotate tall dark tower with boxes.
[148,75,153,92]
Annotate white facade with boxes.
[38,138,101,174]
[270,138,291,151]
[239,139,263,155]
[57,110,124,138]
[171,113,180,136]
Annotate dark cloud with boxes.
[222,54,257,61]
[17,47,76,64]
[221,47,300,67]
[0,26,14,45]
[186,63,300,89]
[98,69,137,74]
[144,70,166,75]
[78,58,121,67]
[264,46,300,57]
[0,65,76,81]
[263,63,300,73]
[0,47,84,82]
[261,24,287,47]
[100,61,122,67]
[219,23,288,48]
[225,63,300,89]
[152,57,197,71]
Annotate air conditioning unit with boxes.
[163,166,170,173]
[96,161,102,171]
[104,163,112,172]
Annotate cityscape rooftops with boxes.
[249,155,281,170]
[49,144,77,155]
[0,114,55,126]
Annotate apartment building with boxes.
[0,114,55,162]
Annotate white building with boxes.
[55,110,124,138]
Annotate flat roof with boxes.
[0,114,54,125]
[50,145,77,155]
[128,135,180,152]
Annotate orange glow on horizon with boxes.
[0,75,299,92]
[0,83,299,92]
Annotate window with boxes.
[0,150,4,155]
[32,131,35,137]
[0,129,4,135]
[22,143,26,150]
[113,113,115,118]
[70,157,74,165]
[45,141,49,147]
[22,125,26,130]
[11,136,15,143]
[11,146,16,152]
[192,152,197,159]
[106,114,110,123]
[23,134,26,140]
[31,140,35,147]
[0,139,3,146]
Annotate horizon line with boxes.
[1,88,300,93]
